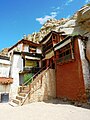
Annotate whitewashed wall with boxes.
[17,43,23,52]
[78,39,90,90]
[0,84,11,93]
[8,43,23,57]
[10,54,23,98]
[23,45,29,52]
[36,47,42,53]
[0,59,10,77]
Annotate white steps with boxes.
[9,86,28,107]
[9,68,45,107]
[19,93,26,97]
[12,98,21,105]
[9,101,19,107]
[16,95,25,103]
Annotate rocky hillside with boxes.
[23,18,68,43]
[0,48,9,56]
[26,4,90,42]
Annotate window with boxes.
[53,35,56,40]
[57,43,74,63]
[29,46,36,53]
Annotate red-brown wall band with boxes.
[55,39,87,102]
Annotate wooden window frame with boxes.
[57,42,74,63]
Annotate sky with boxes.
[0,0,90,51]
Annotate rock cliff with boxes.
[25,4,90,43]
[0,48,9,56]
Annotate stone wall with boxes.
[29,69,56,103]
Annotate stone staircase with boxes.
[9,67,46,107]
[9,67,56,107]
[9,85,30,107]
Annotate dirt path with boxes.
[0,101,90,120]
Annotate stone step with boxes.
[12,99,21,105]
[9,101,18,107]
[23,88,29,91]
[23,86,30,90]
[19,85,28,88]
[18,85,29,91]
[19,93,26,97]
[16,95,25,102]
[21,90,29,93]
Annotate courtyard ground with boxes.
[0,100,90,120]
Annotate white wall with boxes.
[36,47,42,54]
[0,59,10,77]
[17,43,23,52]
[78,39,90,90]
[10,54,23,98]
[0,84,11,93]
[23,45,29,52]
[8,43,23,57]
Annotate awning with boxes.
[45,51,54,59]
[54,39,71,51]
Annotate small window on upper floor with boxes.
[10,52,12,56]
[53,35,56,40]
[29,47,36,53]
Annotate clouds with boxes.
[65,0,74,6]
[56,7,60,10]
[36,11,57,25]
[52,6,60,10]
[85,0,90,3]
[36,4,61,25]
[36,0,74,25]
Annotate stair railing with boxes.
[21,64,52,106]
[22,66,46,86]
